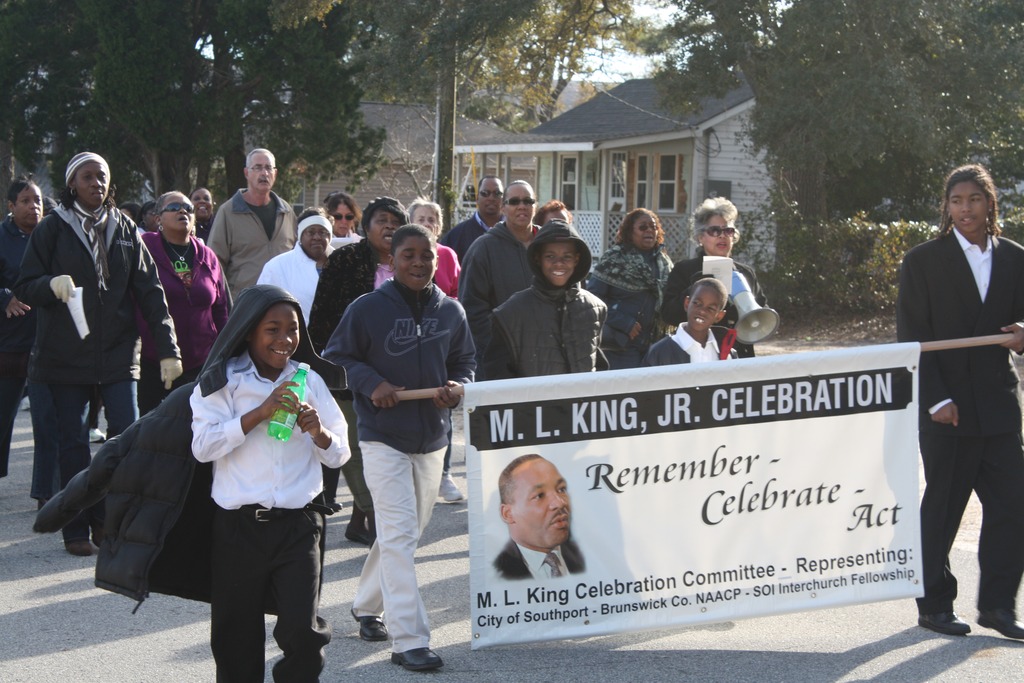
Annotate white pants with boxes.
[352,441,445,652]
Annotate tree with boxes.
[656,0,1024,220]
[204,0,383,198]
[348,0,647,226]
[4,0,382,200]
[353,0,648,128]
[1,0,94,192]
[459,0,652,129]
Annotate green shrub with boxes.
[731,199,1024,323]
[1001,205,1024,244]
[758,214,934,317]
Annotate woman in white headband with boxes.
[257,208,334,325]
[13,151,182,556]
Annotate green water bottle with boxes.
[267,362,310,441]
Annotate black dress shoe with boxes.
[345,523,370,545]
[918,611,971,636]
[978,609,1024,640]
[391,647,443,671]
[352,610,388,642]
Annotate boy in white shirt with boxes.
[642,277,736,366]
[191,285,349,682]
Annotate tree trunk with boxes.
[434,57,457,231]
[195,158,211,190]
[212,28,245,200]
[0,134,14,193]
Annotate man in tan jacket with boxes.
[208,148,296,296]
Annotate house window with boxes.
[706,180,732,199]
[609,152,626,203]
[658,155,678,212]
[636,154,649,209]
[560,157,577,210]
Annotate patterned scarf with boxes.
[590,243,673,312]
[72,201,110,290]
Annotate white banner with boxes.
[465,344,923,648]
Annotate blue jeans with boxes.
[0,375,27,479]
[50,381,138,543]
[28,382,60,500]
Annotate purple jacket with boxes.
[137,231,230,370]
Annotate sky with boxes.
[588,45,659,82]
[582,1,668,82]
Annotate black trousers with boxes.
[917,431,1024,614]
[137,361,200,417]
[211,506,330,683]
[322,399,372,512]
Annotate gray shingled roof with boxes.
[528,78,755,143]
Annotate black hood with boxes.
[197,284,345,397]
[526,219,592,287]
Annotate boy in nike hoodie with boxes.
[324,224,474,671]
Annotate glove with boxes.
[160,358,184,390]
[50,275,76,303]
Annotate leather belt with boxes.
[236,500,336,521]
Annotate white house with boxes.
[453,79,771,261]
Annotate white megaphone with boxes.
[731,271,779,344]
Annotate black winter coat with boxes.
[14,206,178,383]
[307,239,376,401]
[485,220,607,379]
[307,238,376,354]
[34,384,215,606]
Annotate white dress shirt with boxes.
[671,326,720,363]
[952,227,992,302]
[190,353,350,510]
[517,543,570,579]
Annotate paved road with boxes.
[1,395,1020,682]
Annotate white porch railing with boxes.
[600,212,691,262]
[573,211,604,262]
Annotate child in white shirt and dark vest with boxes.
[191,284,350,682]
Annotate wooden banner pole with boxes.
[394,386,465,401]
[919,333,1014,352]
[393,334,1017,401]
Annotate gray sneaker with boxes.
[438,473,465,502]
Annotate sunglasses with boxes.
[705,226,737,238]
[505,197,536,206]
[161,202,195,214]
[477,190,503,198]
[332,213,355,221]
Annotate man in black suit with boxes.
[494,454,585,580]
[897,164,1024,640]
